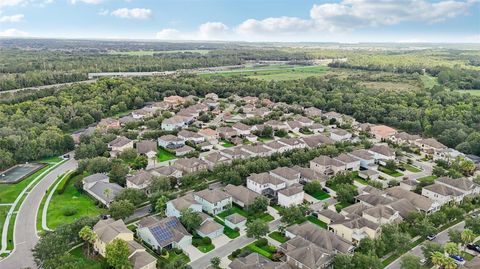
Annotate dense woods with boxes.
[1,74,479,170]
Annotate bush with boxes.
[62,206,78,216]
[161,248,168,255]
[174,248,183,255]
[202,236,212,245]
[231,249,242,258]
[256,238,268,247]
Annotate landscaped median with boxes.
[0,156,65,253]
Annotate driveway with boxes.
[0,157,77,269]
[125,204,152,223]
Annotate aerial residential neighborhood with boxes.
[0,1,480,269]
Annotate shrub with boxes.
[256,238,268,247]
[174,248,183,255]
[62,206,78,216]
[202,236,212,245]
[161,248,168,255]
[231,249,242,258]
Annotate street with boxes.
[0,157,78,269]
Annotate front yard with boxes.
[218,204,274,222]
[400,162,422,173]
[306,215,327,228]
[213,217,240,239]
[269,231,288,243]
[192,236,215,253]
[220,139,234,148]
[157,148,176,162]
[378,166,404,177]
[243,239,277,259]
[305,189,330,200]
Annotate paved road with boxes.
[0,157,77,269]
[125,204,152,223]
[385,221,466,269]
[0,80,97,95]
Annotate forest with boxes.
[0,73,479,170]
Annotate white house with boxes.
[269,166,301,187]
[348,149,376,169]
[422,183,465,206]
[157,135,185,149]
[166,194,202,218]
[278,185,304,207]
[224,213,247,230]
[330,129,352,141]
[193,189,232,215]
[334,153,361,171]
[368,144,396,163]
[136,216,192,252]
[177,130,205,144]
[247,172,286,196]
[161,115,190,131]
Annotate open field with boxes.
[46,173,104,229]
[201,65,330,81]
[108,49,210,55]
[456,89,480,96]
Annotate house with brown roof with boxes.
[264,140,291,154]
[310,156,345,175]
[161,115,190,131]
[348,149,376,169]
[280,236,334,269]
[240,144,273,157]
[97,118,121,130]
[369,125,397,140]
[150,166,182,178]
[368,144,396,163]
[229,253,283,269]
[173,158,208,174]
[126,170,153,191]
[217,126,237,139]
[389,132,421,145]
[108,136,134,157]
[194,189,232,215]
[291,165,328,185]
[224,184,260,208]
[330,128,352,141]
[219,147,249,159]
[196,212,224,239]
[178,130,205,144]
[301,134,335,148]
[422,183,465,206]
[277,138,307,150]
[305,107,323,118]
[232,122,252,136]
[329,215,380,243]
[334,153,361,171]
[136,140,157,159]
[158,135,185,149]
[386,186,440,213]
[198,128,219,144]
[174,145,195,157]
[201,152,232,170]
[163,95,185,106]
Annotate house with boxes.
[173,158,208,174]
[330,128,352,141]
[243,96,259,104]
[399,179,418,191]
[310,123,325,133]
[219,147,249,159]
[126,170,153,191]
[317,209,346,225]
[436,177,480,196]
[264,140,290,154]
[108,136,134,157]
[278,138,307,150]
[264,120,289,131]
[386,186,440,213]
[362,205,400,225]
[163,95,185,106]
[194,189,232,215]
[198,128,219,144]
[97,118,121,130]
[269,166,301,186]
[229,253,282,269]
[82,174,123,207]
[369,125,397,140]
[295,116,314,127]
[205,93,218,101]
[247,172,286,196]
[177,130,205,144]
[240,144,272,157]
[286,120,303,132]
[202,152,232,170]
[222,113,244,123]
[161,116,189,131]
[247,107,270,118]
[151,166,182,179]
[132,108,153,119]
[158,135,185,149]
[217,127,237,139]
[278,185,304,207]
[356,194,394,207]
[415,138,447,157]
[368,144,396,163]
[389,132,421,145]
[334,153,360,171]
[358,169,380,181]
[174,145,195,157]
[136,216,191,252]
[292,165,328,185]
[166,194,202,218]
[310,156,345,175]
[93,219,157,269]
[224,184,260,208]
[329,215,380,243]
[280,237,334,269]
[196,212,224,239]
[349,149,376,169]
[224,213,247,230]
[302,134,335,148]
[323,111,353,125]
[136,140,157,159]
[305,107,323,118]
[422,183,465,206]
[232,122,251,136]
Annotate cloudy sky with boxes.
[0,0,479,42]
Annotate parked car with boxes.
[322,188,330,193]
[467,244,480,253]
[449,255,465,264]
[426,234,436,241]
[420,258,426,265]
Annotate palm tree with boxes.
[443,257,457,269]
[461,229,475,250]
[155,195,169,216]
[79,226,97,257]
[431,251,445,268]
[103,188,111,201]
[444,242,460,256]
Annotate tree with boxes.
[279,205,306,225]
[431,251,446,268]
[385,160,397,171]
[351,252,382,269]
[443,258,457,269]
[448,229,462,244]
[246,219,269,239]
[400,254,421,269]
[109,200,135,220]
[155,195,169,216]
[33,233,70,267]
[179,208,202,233]
[247,196,269,214]
[332,254,352,269]
[106,239,132,269]
[115,188,147,206]
[422,242,443,266]
[461,229,476,248]
[465,216,480,234]
[42,253,81,269]
[210,257,221,269]
[444,242,460,256]
[335,183,358,204]
[304,180,323,195]
[149,176,172,193]
[109,161,129,186]
[78,226,96,257]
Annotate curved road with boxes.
[0,157,77,269]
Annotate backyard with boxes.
[157,148,176,162]
[217,204,274,222]
[268,231,288,243]
[378,165,404,177]
[214,217,240,239]
[70,245,104,269]
[305,189,331,200]
[306,215,327,229]
[46,173,105,229]
[243,239,277,259]
[220,140,234,148]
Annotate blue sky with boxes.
[0,0,479,42]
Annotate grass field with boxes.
[201,65,330,81]
[220,140,234,148]
[456,89,480,96]
[420,74,438,89]
[46,174,104,229]
[378,166,404,177]
[70,245,104,269]
[157,148,177,162]
[269,231,288,243]
[0,206,8,248]
[307,215,327,229]
[306,190,330,200]
[109,49,210,55]
[417,175,437,184]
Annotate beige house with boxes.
[108,136,134,157]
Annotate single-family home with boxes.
[310,156,345,175]
[201,152,232,170]
[362,205,400,225]
[177,130,205,144]
[108,136,134,157]
[196,212,224,239]
[329,215,380,243]
[369,125,397,140]
[240,144,272,157]
[219,147,249,159]
[150,166,182,179]
[161,116,190,131]
[278,138,307,150]
[436,177,480,196]
[368,144,396,164]
[415,138,447,157]
[166,194,202,218]
[173,158,208,174]
[136,140,157,159]
[334,153,361,171]
[193,189,232,215]
[82,174,123,207]
[174,145,195,157]
[205,93,218,101]
[232,123,251,137]
[295,116,314,127]
[97,118,121,130]
[198,128,219,144]
[291,165,328,185]
[126,170,153,191]
[136,216,192,252]
[305,107,323,118]
[217,127,237,139]
[301,134,335,148]
[224,213,247,230]
[348,149,376,169]
[163,95,185,106]
[358,169,380,181]
[158,135,185,149]
[224,184,260,208]
[247,172,286,197]
[286,120,303,132]
[421,183,464,206]
[330,128,352,141]
[389,132,421,145]
[229,253,282,269]
[278,185,304,207]
[269,166,301,186]
[386,186,440,213]
[264,140,290,154]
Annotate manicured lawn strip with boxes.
[0,206,9,249]
[378,166,404,177]
[37,172,68,231]
[256,212,274,222]
[0,164,51,204]
[70,245,104,269]
[335,201,352,212]
[306,215,327,229]
[307,190,331,200]
[257,137,273,142]
[157,147,176,162]
[214,217,240,239]
[220,140,234,148]
[217,205,249,219]
[6,212,15,249]
[327,182,357,192]
[47,173,105,229]
[269,231,288,243]
[243,239,277,259]
[461,251,475,261]
[354,178,369,185]
[400,163,422,173]
[158,250,190,268]
[417,175,437,184]
[197,243,215,253]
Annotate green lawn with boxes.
[257,137,273,142]
[0,164,51,203]
[158,250,190,268]
[306,215,327,229]
[417,175,437,184]
[378,166,404,177]
[455,89,480,96]
[306,190,331,200]
[243,239,277,259]
[202,65,330,81]
[420,74,438,89]
[157,147,177,162]
[109,49,210,55]
[218,205,273,222]
[196,243,215,253]
[214,217,240,239]
[47,174,105,229]
[0,206,9,249]
[70,245,104,269]
[327,182,357,192]
[220,140,235,148]
[354,178,369,185]
[269,231,288,243]
[335,201,352,212]
[400,162,422,173]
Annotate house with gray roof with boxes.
[196,212,224,239]
[166,194,202,218]
[280,236,333,269]
[108,136,134,157]
[310,156,345,175]
[291,165,328,184]
[301,134,335,148]
[247,172,286,197]
[158,135,185,149]
[269,166,301,186]
[173,157,208,174]
[224,184,260,208]
[225,213,247,230]
[348,149,376,169]
[194,189,232,215]
[229,253,283,269]
[201,152,232,170]
[126,170,153,191]
[334,153,360,171]
[136,140,157,159]
[82,173,123,207]
[150,166,182,178]
[136,216,191,252]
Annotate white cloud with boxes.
[0,0,25,8]
[111,8,152,20]
[69,0,102,4]
[156,28,181,39]
[0,28,28,37]
[0,13,23,22]
[237,17,314,35]
[198,22,228,39]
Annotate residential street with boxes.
[0,157,77,269]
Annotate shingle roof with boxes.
[138,216,190,248]
[247,172,284,185]
[195,189,231,204]
[226,213,246,224]
[436,177,478,192]
[170,194,199,211]
[349,149,374,160]
[108,136,132,148]
[278,185,303,196]
[224,184,260,206]
[269,167,300,181]
[83,173,109,184]
[88,181,123,204]
[126,170,153,186]
[311,156,344,167]
[93,219,132,244]
[369,144,395,157]
[423,184,464,197]
[386,186,433,211]
[197,219,223,235]
[136,140,157,154]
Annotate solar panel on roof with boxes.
[151,225,174,243]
